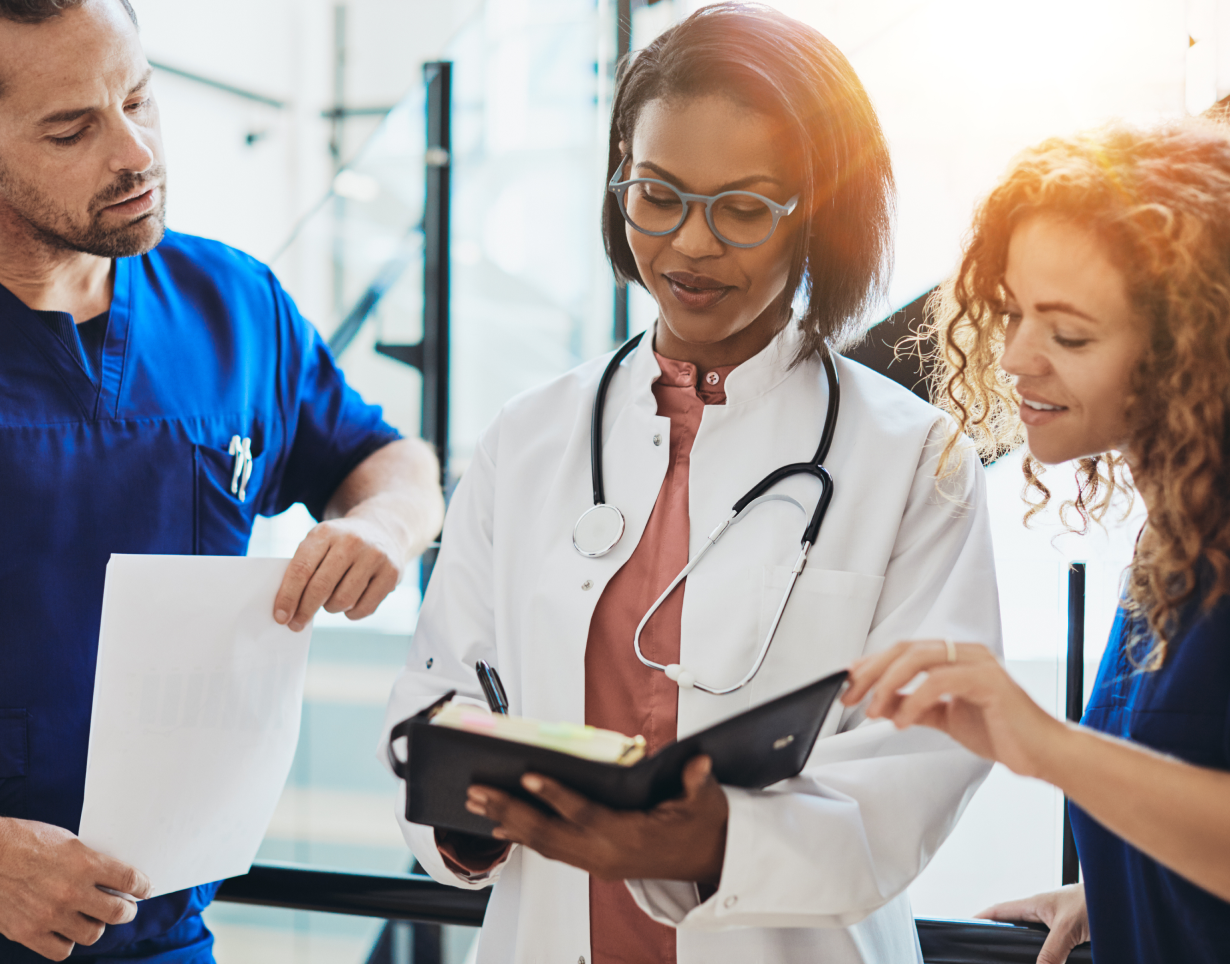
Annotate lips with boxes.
[102,186,157,218]
[1018,393,1069,427]
[663,271,735,311]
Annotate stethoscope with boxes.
[572,331,840,694]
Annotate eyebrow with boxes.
[1035,300,1099,323]
[635,160,784,193]
[37,69,152,128]
[1002,284,1099,324]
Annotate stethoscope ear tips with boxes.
[572,503,626,558]
[664,663,696,690]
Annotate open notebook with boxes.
[387,669,848,837]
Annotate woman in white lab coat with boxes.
[382,4,1000,963]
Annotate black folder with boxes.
[387,669,848,837]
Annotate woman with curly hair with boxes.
[843,121,1230,964]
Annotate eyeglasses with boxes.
[608,155,799,249]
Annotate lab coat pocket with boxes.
[0,708,28,818]
[194,437,268,556]
[747,567,884,709]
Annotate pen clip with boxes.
[490,666,509,711]
[475,660,509,714]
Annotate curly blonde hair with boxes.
[925,122,1230,667]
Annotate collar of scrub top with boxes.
[574,330,841,695]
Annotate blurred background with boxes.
[124,0,1229,959]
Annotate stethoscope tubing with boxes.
[584,332,841,695]
[590,331,645,506]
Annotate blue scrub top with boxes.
[0,231,401,962]
[1072,582,1230,963]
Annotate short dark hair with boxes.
[0,0,137,27]
[603,2,894,356]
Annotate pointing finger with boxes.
[865,641,960,718]
[888,665,984,729]
[842,642,910,705]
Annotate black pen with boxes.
[475,660,509,714]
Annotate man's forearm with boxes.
[324,438,445,562]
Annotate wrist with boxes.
[1026,717,1085,786]
[695,815,727,889]
[344,499,415,566]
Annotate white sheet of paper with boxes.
[79,554,312,897]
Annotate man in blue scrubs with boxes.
[0,1,446,960]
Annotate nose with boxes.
[1000,316,1050,379]
[670,200,724,259]
[109,108,157,176]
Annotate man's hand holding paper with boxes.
[78,556,314,900]
[0,817,150,961]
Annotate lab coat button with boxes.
[578,958,586,964]
[426,658,434,669]
[653,434,662,446]
[581,580,593,591]
[724,895,738,909]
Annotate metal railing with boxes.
[215,863,1091,962]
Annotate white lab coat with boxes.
[380,323,1002,964]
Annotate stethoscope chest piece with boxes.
[572,503,626,558]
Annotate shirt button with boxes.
[581,580,593,591]
[724,895,738,908]
[653,433,662,446]
[705,371,720,386]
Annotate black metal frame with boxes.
[373,61,451,487]
[216,864,487,925]
[611,0,633,343]
[324,60,453,593]
[1063,562,1087,885]
[214,864,1091,962]
[325,61,452,497]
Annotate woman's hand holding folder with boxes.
[464,755,729,886]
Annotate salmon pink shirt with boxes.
[585,353,735,964]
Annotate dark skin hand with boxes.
[466,755,728,886]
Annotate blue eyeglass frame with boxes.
[607,155,800,249]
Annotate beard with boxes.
[0,162,168,259]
